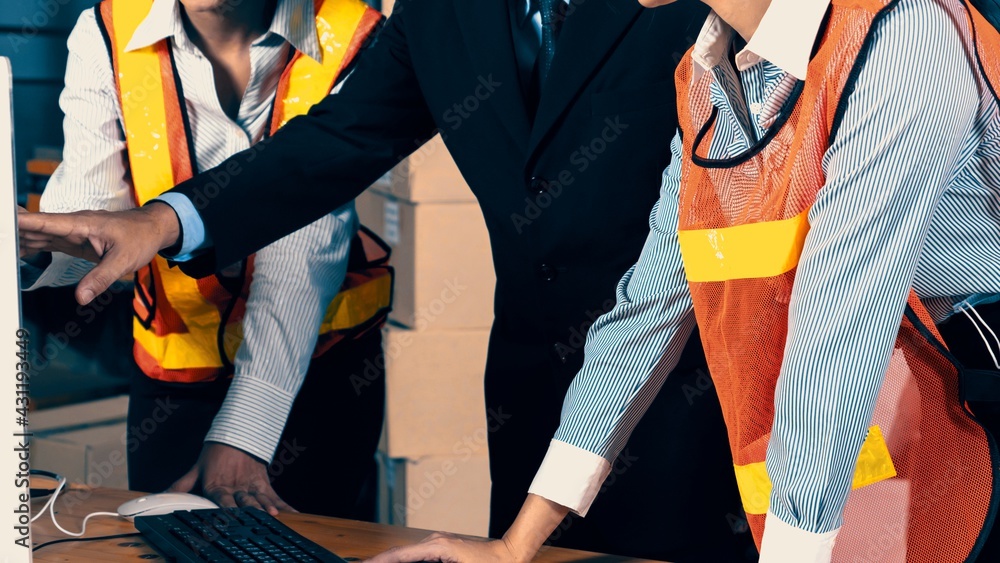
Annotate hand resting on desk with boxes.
[365,532,518,563]
[168,442,298,517]
[365,494,570,563]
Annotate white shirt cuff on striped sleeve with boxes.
[204,375,297,463]
[527,440,611,517]
[759,510,838,563]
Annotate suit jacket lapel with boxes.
[453,0,532,150]
[527,0,643,158]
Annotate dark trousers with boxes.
[938,300,1000,562]
[485,328,757,563]
[126,330,385,520]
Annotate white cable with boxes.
[51,509,121,538]
[968,304,1000,367]
[960,305,1000,369]
[29,477,63,523]
[31,477,121,537]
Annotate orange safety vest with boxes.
[675,0,998,559]
[96,0,392,383]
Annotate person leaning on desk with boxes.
[18,0,392,521]
[366,0,1000,561]
[17,0,758,560]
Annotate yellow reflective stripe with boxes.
[133,318,224,370]
[136,271,390,367]
[318,274,392,333]
[111,0,175,203]
[851,425,897,489]
[278,0,369,127]
[133,257,225,370]
[678,209,810,282]
[733,425,897,515]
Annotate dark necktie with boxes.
[536,0,562,85]
[510,0,564,117]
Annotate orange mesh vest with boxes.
[675,0,999,558]
[96,0,392,383]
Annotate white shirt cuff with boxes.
[204,375,297,463]
[759,510,839,563]
[527,440,610,517]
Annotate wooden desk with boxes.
[32,488,663,562]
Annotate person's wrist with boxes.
[142,201,182,252]
[499,535,536,563]
[501,495,566,563]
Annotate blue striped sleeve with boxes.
[766,0,979,535]
[552,132,696,460]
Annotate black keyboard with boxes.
[134,507,350,562]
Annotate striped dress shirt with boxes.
[21,0,357,464]
[529,0,1000,559]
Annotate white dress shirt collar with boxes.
[125,0,323,63]
[692,0,831,81]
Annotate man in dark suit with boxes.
[20,0,755,559]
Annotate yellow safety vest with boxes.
[96,0,391,382]
[674,0,999,557]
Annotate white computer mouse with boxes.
[117,492,219,521]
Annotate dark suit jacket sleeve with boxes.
[171,6,437,277]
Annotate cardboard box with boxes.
[378,453,491,536]
[356,189,495,330]
[381,325,491,458]
[30,395,129,432]
[386,135,477,203]
[30,396,130,490]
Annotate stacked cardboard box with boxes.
[358,134,495,536]
[29,396,130,490]
[357,137,495,330]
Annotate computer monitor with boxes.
[1,56,32,561]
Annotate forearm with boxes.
[206,207,355,461]
[501,495,571,562]
[532,134,695,515]
[204,377,297,463]
[763,0,978,543]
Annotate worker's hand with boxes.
[16,206,42,262]
[167,442,298,517]
[364,532,529,563]
[17,202,180,305]
[367,494,567,563]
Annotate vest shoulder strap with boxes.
[270,0,382,130]
[96,0,193,204]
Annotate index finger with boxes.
[17,211,88,238]
[75,242,141,304]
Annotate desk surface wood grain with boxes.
[31,488,664,562]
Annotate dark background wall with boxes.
[0,0,94,197]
